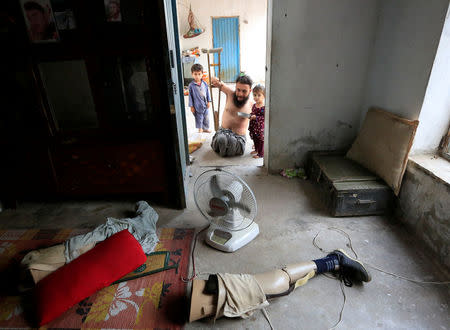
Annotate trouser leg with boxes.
[211,131,228,157]
[226,135,238,156]
[226,135,245,156]
[255,138,264,157]
[202,110,209,130]
[194,112,204,129]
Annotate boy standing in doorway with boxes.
[188,64,211,133]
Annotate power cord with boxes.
[329,279,347,330]
[183,225,449,329]
[313,227,450,285]
[312,227,450,329]
[181,225,209,282]
[261,307,275,330]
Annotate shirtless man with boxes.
[210,75,253,157]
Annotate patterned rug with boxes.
[0,228,194,329]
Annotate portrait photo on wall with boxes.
[52,0,77,30]
[20,0,60,42]
[104,0,122,22]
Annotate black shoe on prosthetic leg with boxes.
[327,249,371,286]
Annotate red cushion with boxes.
[35,230,146,326]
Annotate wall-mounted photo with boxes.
[104,0,122,22]
[52,0,77,30]
[20,0,59,42]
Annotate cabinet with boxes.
[1,0,183,207]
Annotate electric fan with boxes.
[194,168,259,252]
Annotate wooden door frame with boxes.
[168,2,272,171]
[160,0,188,208]
[264,0,272,170]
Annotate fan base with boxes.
[205,222,259,252]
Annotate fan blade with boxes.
[230,202,251,214]
[210,175,223,198]
[223,181,243,202]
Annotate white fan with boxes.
[194,169,259,252]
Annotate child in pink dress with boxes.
[249,84,265,158]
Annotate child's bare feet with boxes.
[252,155,261,159]
[250,151,257,155]
[198,129,203,133]
[203,129,211,133]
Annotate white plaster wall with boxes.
[268,0,379,171]
[176,0,267,82]
[361,0,449,122]
[412,6,450,154]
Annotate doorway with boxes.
[174,0,269,168]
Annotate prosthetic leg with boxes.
[189,249,371,322]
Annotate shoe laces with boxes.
[340,273,353,287]
[335,254,353,287]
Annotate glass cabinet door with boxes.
[39,60,99,131]
[39,57,157,133]
[101,56,154,127]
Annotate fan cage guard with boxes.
[194,169,258,232]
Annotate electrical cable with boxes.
[261,307,275,330]
[313,227,450,285]
[181,225,209,282]
[183,224,449,329]
[313,227,450,329]
[313,227,358,258]
[365,263,450,285]
[329,279,346,330]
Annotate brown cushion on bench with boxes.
[346,108,419,195]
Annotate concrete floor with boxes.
[0,165,449,329]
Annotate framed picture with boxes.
[52,0,77,31]
[20,0,60,42]
[104,0,122,22]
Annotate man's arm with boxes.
[211,77,233,96]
